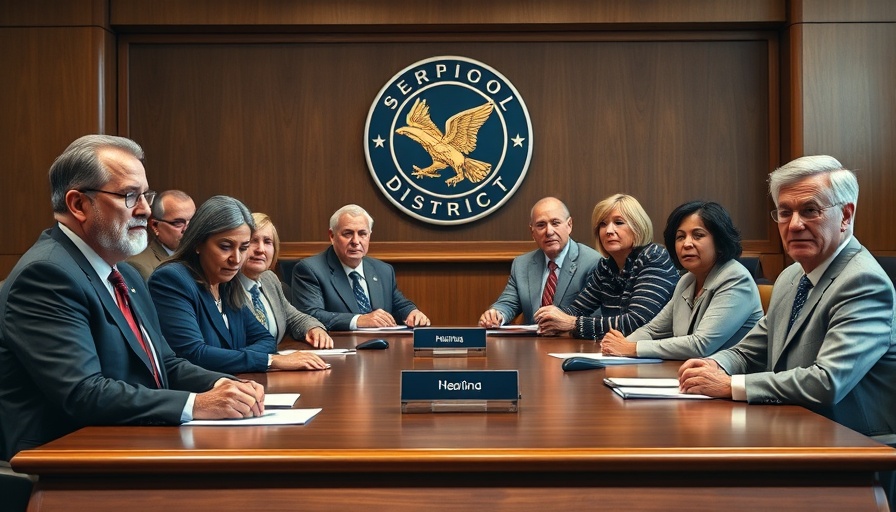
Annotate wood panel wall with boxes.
[1,0,894,325]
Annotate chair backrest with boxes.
[757,284,773,314]
[874,256,896,287]
[276,259,300,283]
[736,256,771,284]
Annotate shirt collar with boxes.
[237,272,259,291]
[544,239,572,269]
[57,222,114,287]
[805,235,852,286]
[342,262,364,279]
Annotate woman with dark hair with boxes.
[149,195,329,373]
[601,201,762,359]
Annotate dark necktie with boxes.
[108,269,162,388]
[787,275,813,334]
[350,271,372,314]
[541,261,559,307]
[250,284,270,329]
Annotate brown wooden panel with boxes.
[122,34,777,252]
[0,0,108,27]
[791,0,896,23]
[0,27,117,260]
[110,0,785,28]
[797,23,896,251]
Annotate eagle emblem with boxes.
[396,98,495,187]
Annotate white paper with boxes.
[603,377,680,388]
[487,324,538,335]
[265,393,301,408]
[302,349,356,356]
[184,408,322,426]
[612,387,712,400]
[357,326,409,332]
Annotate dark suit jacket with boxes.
[291,246,417,331]
[490,240,602,324]
[712,238,896,437]
[0,226,228,460]
[126,238,169,281]
[149,262,277,374]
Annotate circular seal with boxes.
[364,56,533,225]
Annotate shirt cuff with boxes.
[349,314,360,330]
[731,374,747,401]
[181,392,197,422]
[267,354,273,369]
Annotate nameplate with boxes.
[413,327,486,357]
[400,370,519,413]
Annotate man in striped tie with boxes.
[479,197,601,328]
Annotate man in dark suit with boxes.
[291,204,430,331]
[678,155,896,501]
[0,135,265,462]
[479,197,601,327]
[127,189,195,280]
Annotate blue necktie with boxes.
[250,284,269,329]
[350,271,372,314]
[787,275,813,334]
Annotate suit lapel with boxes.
[774,240,862,366]
[200,287,235,347]
[50,227,161,384]
[363,260,386,310]
[327,248,361,313]
[553,242,578,304]
[527,256,546,309]
[259,272,283,338]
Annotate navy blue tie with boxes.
[350,271,372,314]
[787,275,813,334]
[250,284,269,329]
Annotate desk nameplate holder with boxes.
[400,370,519,413]
[413,327,486,357]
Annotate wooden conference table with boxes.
[13,332,896,511]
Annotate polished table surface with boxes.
[14,333,896,511]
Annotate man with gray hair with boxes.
[291,204,430,330]
[127,189,195,280]
[0,135,265,464]
[679,156,896,472]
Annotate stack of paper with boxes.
[603,377,712,400]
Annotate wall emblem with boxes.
[365,56,533,225]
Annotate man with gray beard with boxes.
[0,135,266,470]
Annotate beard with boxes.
[93,209,148,260]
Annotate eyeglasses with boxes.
[156,218,190,229]
[770,203,842,223]
[80,189,157,209]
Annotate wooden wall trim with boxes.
[110,0,785,29]
[280,241,780,263]
[790,0,896,23]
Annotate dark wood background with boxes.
[2,0,894,325]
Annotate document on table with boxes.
[547,353,663,365]
[603,377,680,388]
[611,387,712,400]
[486,324,538,335]
[279,349,355,356]
[603,377,712,400]
[357,326,410,333]
[265,393,301,408]
[184,408,322,426]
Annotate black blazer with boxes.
[0,226,229,460]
